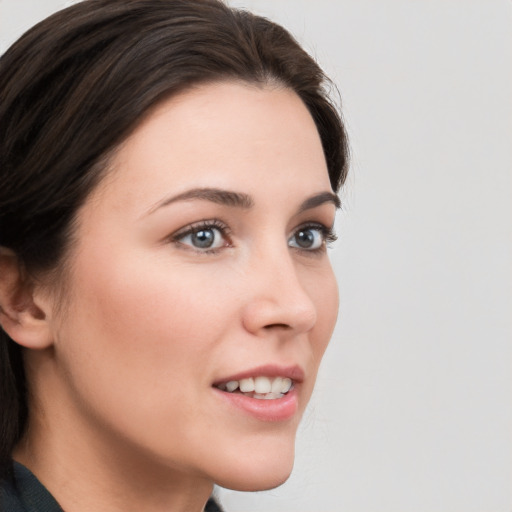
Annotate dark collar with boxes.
[1,461,63,511]
[2,461,223,512]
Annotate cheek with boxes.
[54,250,231,435]
[77,241,223,326]
[308,265,339,359]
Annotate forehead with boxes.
[88,81,331,215]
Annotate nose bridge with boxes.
[242,240,317,334]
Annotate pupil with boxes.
[193,229,214,248]
[296,230,314,248]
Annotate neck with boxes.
[14,426,214,512]
[14,354,215,512]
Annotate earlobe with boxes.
[0,247,53,349]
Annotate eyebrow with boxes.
[147,188,254,215]
[146,187,340,216]
[298,191,341,212]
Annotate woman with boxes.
[0,0,348,510]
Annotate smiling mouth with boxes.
[214,376,293,400]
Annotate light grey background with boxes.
[1,1,511,511]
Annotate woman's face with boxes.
[45,81,339,490]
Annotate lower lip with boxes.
[213,387,299,422]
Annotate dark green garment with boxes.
[1,461,222,512]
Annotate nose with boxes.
[241,248,317,336]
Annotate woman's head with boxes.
[0,0,348,494]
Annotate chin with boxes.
[212,440,296,492]
[216,464,294,492]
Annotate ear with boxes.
[0,247,54,349]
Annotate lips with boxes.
[215,375,293,399]
[212,365,303,420]
[213,364,304,385]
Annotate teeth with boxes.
[254,376,272,394]
[217,376,293,398]
[239,378,255,393]
[225,381,239,392]
[271,377,283,393]
[253,392,284,400]
[281,378,292,393]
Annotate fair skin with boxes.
[4,81,339,512]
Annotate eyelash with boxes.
[171,219,231,255]
[170,219,337,255]
[292,223,338,253]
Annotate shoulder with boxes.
[0,461,63,512]
[2,463,224,512]
[1,470,25,512]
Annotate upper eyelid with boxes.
[294,220,332,230]
[171,219,229,238]
[169,221,231,254]
[172,220,332,236]
[167,219,335,249]
[292,221,336,237]
[293,206,336,226]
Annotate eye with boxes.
[288,224,335,251]
[173,220,230,252]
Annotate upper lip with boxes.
[213,364,305,386]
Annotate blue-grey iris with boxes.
[192,229,215,248]
[295,229,314,248]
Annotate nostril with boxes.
[264,323,291,330]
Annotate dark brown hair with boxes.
[0,0,348,481]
